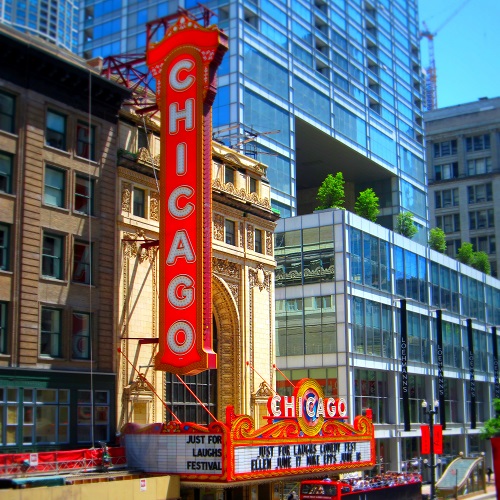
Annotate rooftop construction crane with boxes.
[419,0,471,111]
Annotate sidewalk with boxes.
[421,481,497,499]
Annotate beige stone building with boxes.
[116,107,279,430]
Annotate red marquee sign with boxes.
[146,17,227,374]
[123,379,376,481]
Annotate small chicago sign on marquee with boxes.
[146,17,228,375]
[123,379,376,482]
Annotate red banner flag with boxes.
[421,424,443,455]
[433,424,443,454]
[421,425,430,454]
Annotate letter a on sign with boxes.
[146,16,228,375]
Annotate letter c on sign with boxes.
[169,59,195,91]
[267,395,281,417]
[168,186,194,219]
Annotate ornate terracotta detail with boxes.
[123,229,157,263]
[249,263,271,292]
[150,192,159,221]
[224,182,236,194]
[228,283,239,307]
[211,178,272,211]
[213,213,224,241]
[254,381,274,398]
[213,276,241,414]
[246,223,254,250]
[213,258,240,279]
[122,182,131,212]
[137,147,160,167]
[239,222,244,247]
[266,231,273,256]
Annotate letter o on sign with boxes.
[167,321,195,354]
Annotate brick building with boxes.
[0,24,129,451]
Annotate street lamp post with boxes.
[422,400,440,500]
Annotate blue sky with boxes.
[418,0,500,108]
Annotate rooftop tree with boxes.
[316,172,345,210]
[354,188,380,222]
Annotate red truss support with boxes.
[100,4,217,116]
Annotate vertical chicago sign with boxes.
[147,17,228,374]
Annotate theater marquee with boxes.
[146,17,228,375]
[123,379,376,482]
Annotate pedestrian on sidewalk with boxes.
[486,467,493,483]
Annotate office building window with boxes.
[0,388,19,445]
[72,312,91,360]
[445,239,461,258]
[0,301,7,354]
[255,229,263,253]
[73,241,91,284]
[435,188,458,208]
[44,166,66,208]
[138,127,149,149]
[76,121,96,160]
[471,235,496,254]
[77,390,110,443]
[225,219,236,245]
[466,134,490,152]
[433,140,457,158]
[74,175,94,215]
[224,166,235,185]
[442,323,461,371]
[133,187,145,217]
[40,307,62,357]
[352,297,393,358]
[467,157,492,176]
[42,233,64,279]
[436,214,460,233]
[407,375,427,423]
[469,209,494,230]
[0,224,9,271]
[165,370,217,425]
[468,183,493,204]
[22,388,69,445]
[0,91,15,133]
[434,162,458,181]
[354,369,389,424]
[249,177,257,194]
[46,110,67,150]
[0,152,13,193]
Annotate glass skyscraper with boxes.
[80,0,427,241]
[0,0,79,53]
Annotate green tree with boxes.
[457,242,474,265]
[428,227,447,253]
[395,212,417,239]
[472,251,491,275]
[316,172,345,210]
[354,188,380,222]
[481,398,500,439]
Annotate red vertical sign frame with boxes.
[147,17,227,375]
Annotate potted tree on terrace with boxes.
[481,398,500,497]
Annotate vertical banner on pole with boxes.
[493,327,500,399]
[421,425,430,454]
[433,424,443,455]
[401,299,410,431]
[436,310,446,430]
[467,319,476,429]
